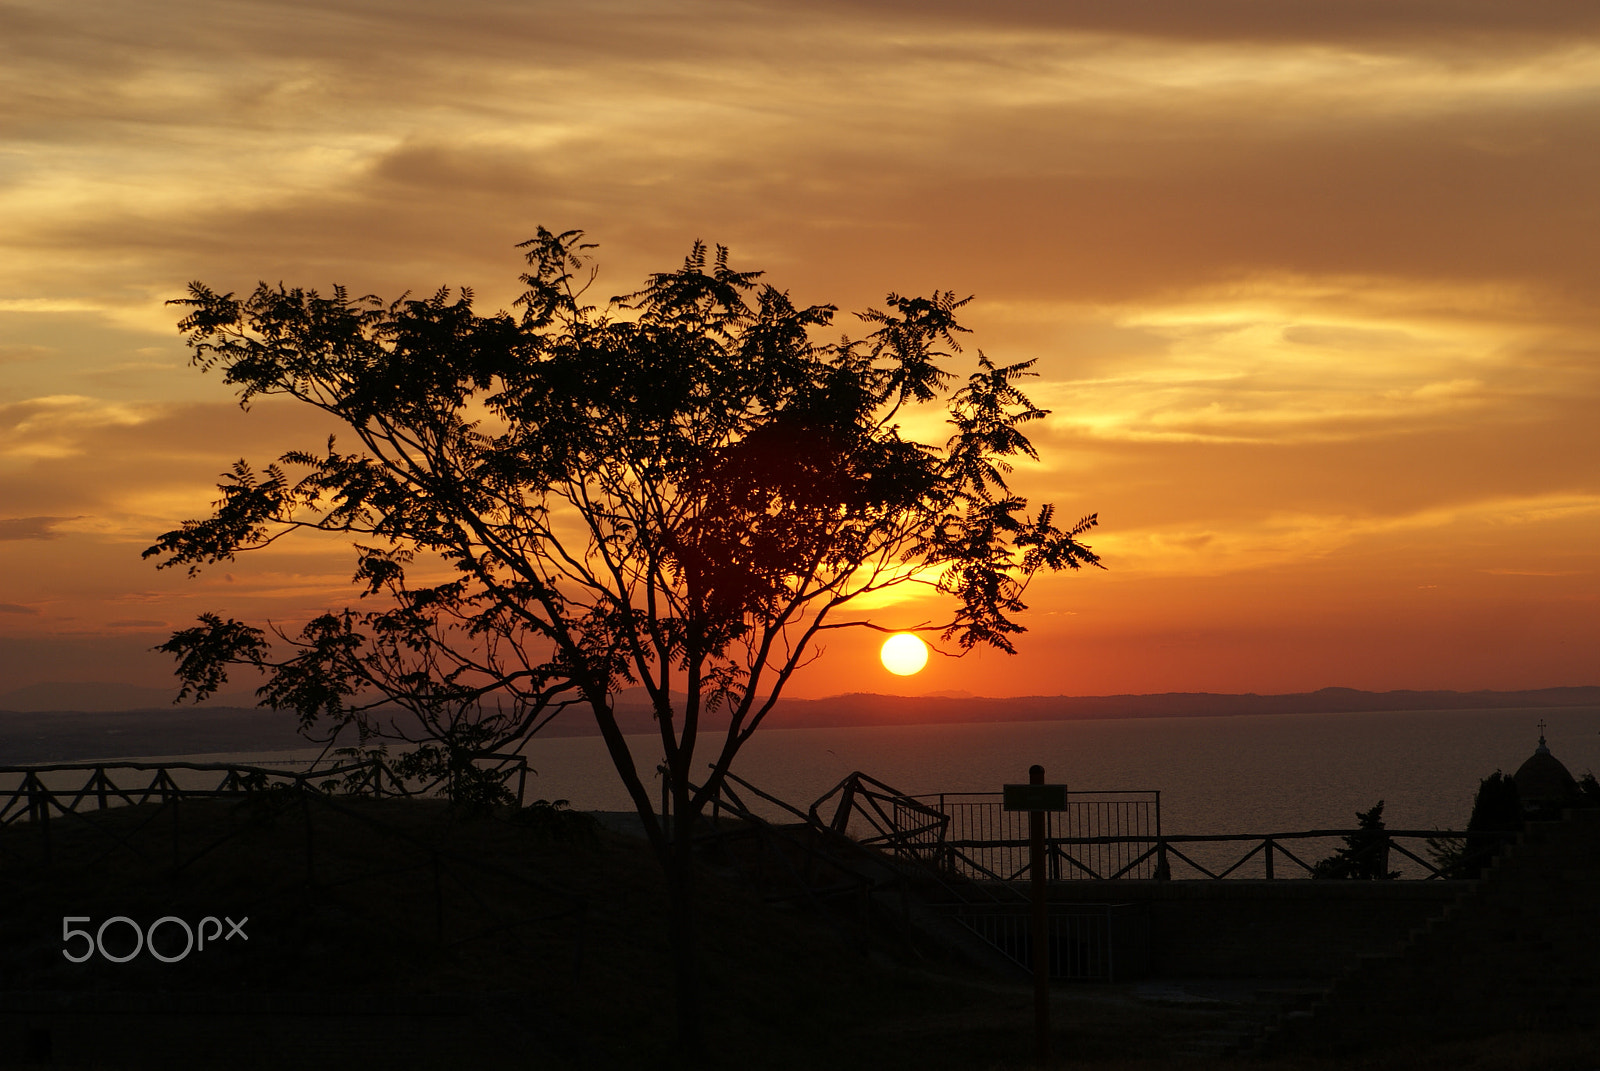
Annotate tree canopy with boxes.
[146,227,1100,842]
[1313,800,1398,880]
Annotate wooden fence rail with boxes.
[929,829,1513,881]
[0,754,530,828]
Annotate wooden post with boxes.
[1264,839,1275,880]
[832,776,858,835]
[1005,770,1067,1063]
[27,774,52,864]
[1030,764,1049,1064]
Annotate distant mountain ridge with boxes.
[0,683,1594,764]
[756,685,1600,730]
[0,680,259,713]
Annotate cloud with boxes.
[1481,569,1587,577]
[799,1,1600,49]
[0,515,75,540]
[0,397,353,548]
[0,602,40,614]
[8,0,1600,316]
[1085,492,1600,579]
[0,396,163,463]
[0,342,57,365]
[0,299,111,313]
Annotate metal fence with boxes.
[914,790,1162,881]
[805,772,1502,882]
[951,903,1150,981]
[808,774,1163,880]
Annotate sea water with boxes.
[15,706,1600,837]
[528,705,1600,834]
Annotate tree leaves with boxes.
[1312,801,1400,880]
[148,229,1102,851]
[142,460,290,576]
[154,613,268,703]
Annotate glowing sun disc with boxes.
[880,633,929,676]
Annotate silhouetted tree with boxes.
[1313,800,1398,879]
[1428,770,1521,878]
[1467,770,1523,832]
[144,228,1101,1054]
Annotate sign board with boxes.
[1002,783,1068,812]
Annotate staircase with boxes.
[1234,808,1600,1057]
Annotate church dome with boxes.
[1513,728,1578,806]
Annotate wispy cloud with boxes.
[1092,493,1600,578]
[0,515,75,540]
[1481,569,1587,577]
[0,396,164,463]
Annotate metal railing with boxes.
[801,772,1507,881]
[727,771,1157,977]
[808,775,1163,880]
[915,789,1162,881]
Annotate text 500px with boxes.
[62,916,248,963]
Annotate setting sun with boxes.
[880,633,929,676]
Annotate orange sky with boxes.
[1,1,1597,701]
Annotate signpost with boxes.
[1002,782,1068,812]
[1003,765,1068,1064]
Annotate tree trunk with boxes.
[668,802,702,1057]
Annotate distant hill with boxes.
[0,705,312,765]
[0,680,260,713]
[759,685,1600,729]
[1,684,1594,764]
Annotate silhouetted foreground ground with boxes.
[1,797,1595,1070]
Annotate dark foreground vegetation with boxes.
[1,796,1595,1070]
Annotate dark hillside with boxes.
[2,795,1596,1070]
